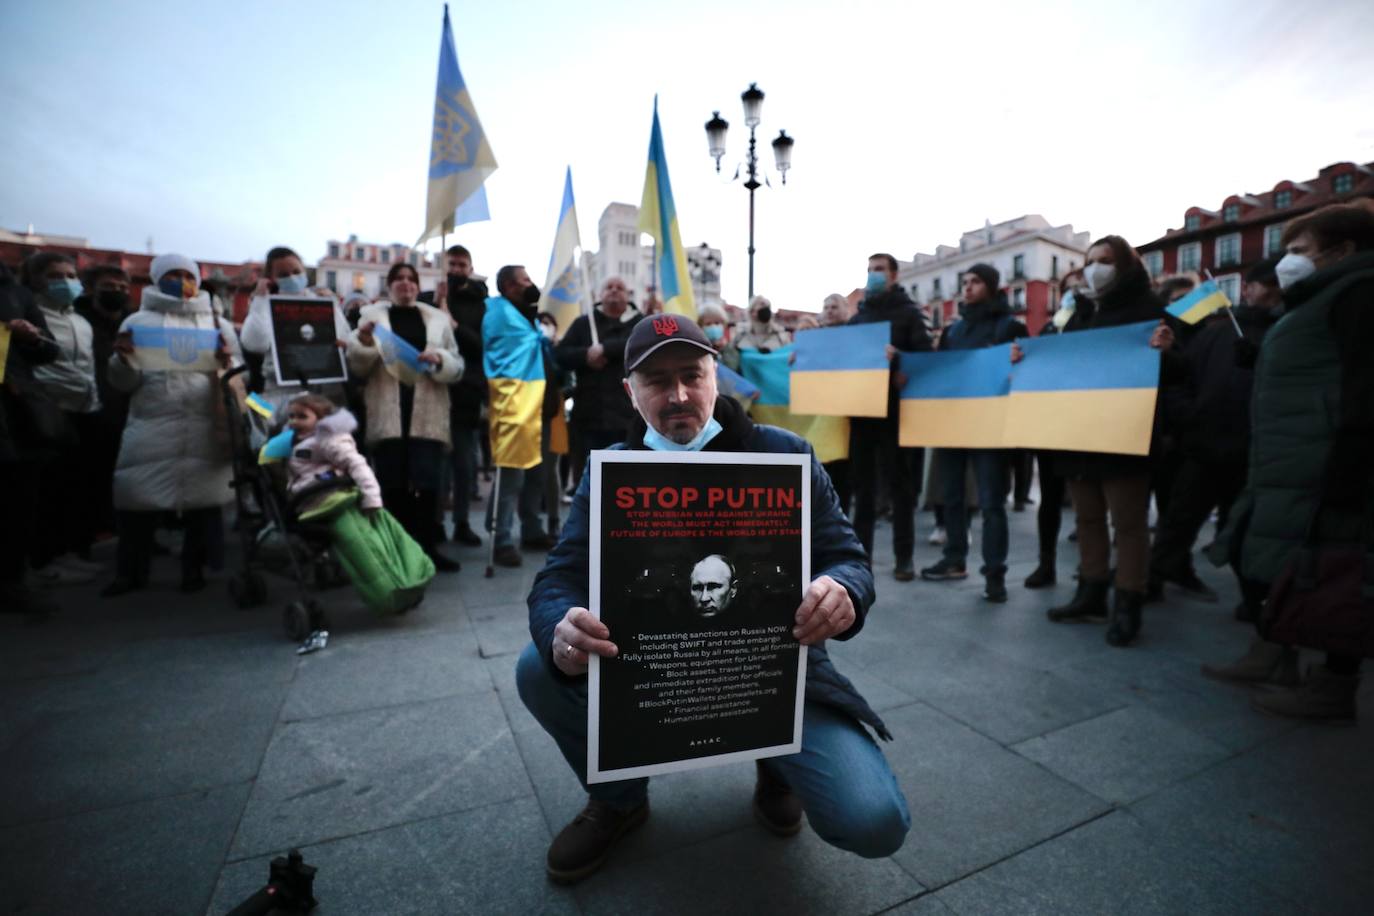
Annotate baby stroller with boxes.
[220,366,338,641]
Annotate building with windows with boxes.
[315,234,442,298]
[580,203,722,309]
[898,215,1091,335]
[1138,160,1374,305]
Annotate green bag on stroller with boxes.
[299,489,435,615]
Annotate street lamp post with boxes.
[705,83,793,301]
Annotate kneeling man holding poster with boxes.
[517,315,909,884]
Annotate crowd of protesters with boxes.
[2,201,1371,725]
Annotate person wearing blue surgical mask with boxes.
[844,252,933,581]
[240,244,352,402]
[19,250,104,587]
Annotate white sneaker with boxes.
[927,526,947,546]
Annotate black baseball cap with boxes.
[624,314,718,371]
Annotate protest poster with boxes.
[129,325,222,372]
[587,450,810,783]
[269,297,347,387]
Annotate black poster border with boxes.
[587,449,811,784]
[268,296,348,387]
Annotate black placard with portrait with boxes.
[587,451,809,783]
[269,296,347,387]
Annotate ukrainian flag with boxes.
[1166,279,1231,325]
[540,167,586,334]
[418,4,497,245]
[1003,321,1159,456]
[637,97,696,318]
[897,347,1012,449]
[739,347,849,463]
[790,323,890,418]
[482,296,545,470]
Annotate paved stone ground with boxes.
[3,500,1370,915]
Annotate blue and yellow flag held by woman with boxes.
[482,296,545,469]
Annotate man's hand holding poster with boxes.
[587,450,810,783]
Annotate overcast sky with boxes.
[4,0,1373,309]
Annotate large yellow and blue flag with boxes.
[1165,279,1231,325]
[482,296,545,469]
[540,167,586,334]
[637,97,696,318]
[418,4,497,245]
[739,346,850,463]
[1002,321,1159,455]
[897,347,1012,449]
[789,323,891,418]
[896,321,1159,455]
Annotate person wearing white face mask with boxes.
[240,245,351,404]
[1011,235,1171,647]
[1202,201,1374,724]
[18,252,104,586]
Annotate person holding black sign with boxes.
[516,315,909,885]
[240,245,350,402]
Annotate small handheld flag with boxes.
[1166,279,1232,325]
[245,392,276,419]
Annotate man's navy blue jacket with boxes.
[527,394,892,739]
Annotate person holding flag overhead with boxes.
[484,266,552,569]
[556,276,644,489]
[847,253,932,581]
[347,262,464,573]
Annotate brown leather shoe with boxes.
[753,760,802,837]
[546,799,649,884]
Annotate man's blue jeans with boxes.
[939,448,1009,576]
[515,642,911,858]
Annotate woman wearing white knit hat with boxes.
[103,253,243,596]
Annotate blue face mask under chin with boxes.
[643,416,723,452]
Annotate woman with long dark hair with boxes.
[346,262,463,571]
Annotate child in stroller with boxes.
[269,393,435,622]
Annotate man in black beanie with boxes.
[919,263,1026,603]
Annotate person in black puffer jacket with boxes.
[1023,235,1172,647]
[1148,259,1281,604]
[847,253,933,581]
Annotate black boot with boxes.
[1047,577,1109,622]
[1024,554,1056,589]
[1105,589,1144,647]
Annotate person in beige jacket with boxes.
[346,261,463,571]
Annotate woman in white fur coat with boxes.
[346,261,463,571]
[103,253,243,596]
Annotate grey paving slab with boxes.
[209,797,577,916]
[471,603,537,659]
[880,703,1111,888]
[1053,644,1301,753]
[1012,705,1232,805]
[230,692,530,858]
[1,632,292,825]
[866,636,1124,745]
[934,810,1297,916]
[576,825,922,915]
[0,783,249,916]
[280,628,493,721]
[885,894,958,915]
[455,564,542,611]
